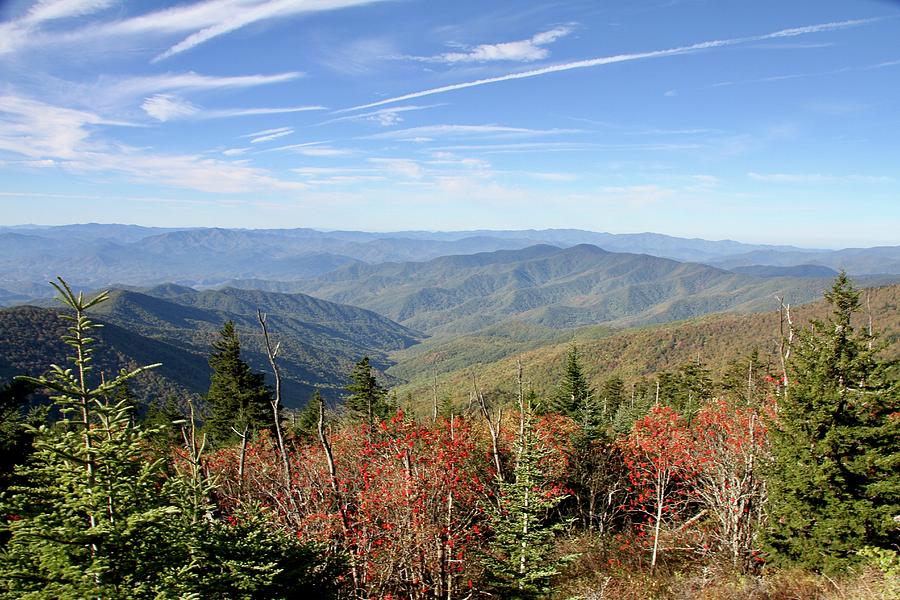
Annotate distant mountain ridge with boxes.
[289,244,855,335]
[1,224,896,304]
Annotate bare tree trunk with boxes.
[473,373,504,484]
[516,361,529,580]
[776,296,794,409]
[650,472,664,572]
[257,310,296,502]
[432,367,438,424]
[233,423,250,500]
[317,395,359,591]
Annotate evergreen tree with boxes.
[293,389,324,440]
[0,379,42,492]
[344,356,391,427]
[482,391,574,598]
[142,395,185,454]
[0,280,342,599]
[719,349,770,407]
[0,279,178,598]
[205,321,272,447]
[551,344,599,431]
[658,361,713,421]
[598,376,626,425]
[765,274,900,572]
[612,378,655,434]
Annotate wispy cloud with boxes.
[141,94,199,121]
[208,105,325,118]
[871,59,900,69]
[108,71,302,98]
[368,157,424,178]
[338,18,880,112]
[250,129,294,144]
[748,172,894,184]
[431,142,596,154]
[367,124,579,140]
[408,25,574,64]
[240,126,293,139]
[314,104,443,127]
[0,94,305,193]
[0,94,129,159]
[141,95,325,122]
[0,0,117,53]
[151,0,391,62]
[711,67,851,88]
[263,141,353,157]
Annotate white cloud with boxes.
[690,174,720,187]
[410,25,574,64]
[250,129,294,144]
[528,172,577,182]
[339,18,880,113]
[0,0,117,53]
[142,98,327,122]
[151,0,391,62]
[368,157,424,178]
[430,142,594,154]
[240,126,293,139]
[294,146,351,157]
[0,94,305,194]
[208,105,325,118]
[141,94,199,121]
[872,59,900,69]
[222,147,251,156]
[108,71,302,98]
[25,0,118,22]
[367,124,577,140]
[748,172,893,184]
[0,94,126,159]
[262,141,353,156]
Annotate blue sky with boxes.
[0,0,898,247]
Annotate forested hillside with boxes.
[0,305,207,403]
[294,244,861,334]
[1,286,422,405]
[391,283,900,411]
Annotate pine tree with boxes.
[0,379,42,492]
[205,321,272,447]
[551,344,599,431]
[599,376,626,425]
[765,274,900,572]
[658,361,713,421]
[482,390,574,598]
[0,279,180,598]
[0,280,342,598]
[344,356,391,427]
[293,389,324,440]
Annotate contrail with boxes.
[335,18,881,113]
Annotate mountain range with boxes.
[2,224,898,304]
[286,244,888,335]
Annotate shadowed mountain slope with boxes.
[2,287,423,407]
